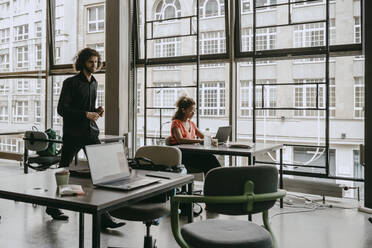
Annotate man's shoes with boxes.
[46,207,69,221]
[101,214,126,230]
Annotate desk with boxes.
[177,143,284,207]
[0,170,194,248]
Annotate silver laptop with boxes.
[85,142,159,190]
[215,126,231,144]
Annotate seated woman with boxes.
[170,96,221,175]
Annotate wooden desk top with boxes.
[0,170,193,214]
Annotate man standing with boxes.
[46,48,125,230]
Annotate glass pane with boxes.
[54,0,106,64]
[1,0,46,71]
[52,74,105,136]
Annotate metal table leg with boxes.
[280,148,283,208]
[79,212,84,248]
[187,182,194,223]
[92,212,101,248]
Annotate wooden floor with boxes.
[0,161,371,248]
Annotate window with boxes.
[329,19,336,45]
[35,101,41,123]
[256,28,276,51]
[329,78,336,117]
[0,28,10,44]
[14,24,29,41]
[0,2,10,18]
[35,44,42,67]
[241,28,252,52]
[17,80,29,94]
[55,47,61,60]
[353,150,364,179]
[294,79,325,117]
[240,80,276,117]
[354,17,361,43]
[0,51,9,71]
[137,84,141,113]
[0,138,18,152]
[0,105,8,121]
[13,100,29,122]
[294,22,325,48]
[35,22,42,38]
[155,0,181,20]
[354,77,364,118]
[97,84,104,107]
[53,107,61,125]
[153,82,180,115]
[200,31,226,54]
[155,38,181,57]
[15,46,28,68]
[199,0,225,18]
[200,82,225,116]
[36,79,42,94]
[53,80,62,95]
[88,5,105,33]
[0,80,9,95]
[241,0,251,13]
[87,43,105,61]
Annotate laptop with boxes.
[85,142,159,191]
[215,126,231,144]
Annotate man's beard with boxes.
[84,66,95,74]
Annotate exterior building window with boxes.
[55,47,61,60]
[0,105,8,121]
[36,79,42,94]
[199,0,224,18]
[17,80,29,94]
[35,21,42,38]
[155,0,181,20]
[153,82,180,115]
[13,100,29,122]
[0,28,10,44]
[0,80,9,95]
[53,107,61,125]
[241,28,280,51]
[13,0,30,14]
[87,43,104,60]
[200,31,226,54]
[0,138,18,152]
[354,77,364,118]
[294,22,325,48]
[294,79,326,117]
[200,81,225,116]
[97,84,104,107]
[353,150,364,179]
[240,80,276,117]
[88,5,104,33]
[354,16,361,43]
[35,101,41,123]
[137,84,141,114]
[36,44,42,67]
[329,78,336,117]
[14,24,29,41]
[0,2,10,18]
[155,38,181,57]
[53,80,62,95]
[329,19,336,45]
[0,52,9,71]
[15,46,28,68]
[241,0,252,13]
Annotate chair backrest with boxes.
[135,145,182,167]
[24,131,49,152]
[204,165,278,215]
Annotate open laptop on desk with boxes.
[215,126,231,144]
[85,142,159,191]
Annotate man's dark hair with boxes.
[172,96,195,120]
[73,47,102,72]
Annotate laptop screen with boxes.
[85,142,130,184]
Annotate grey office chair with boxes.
[170,165,286,248]
[111,145,183,248]
[23,131,62,174]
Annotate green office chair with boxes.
[170,165,286,248]
[111,145,183,248]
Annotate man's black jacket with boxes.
[57,72,100,137]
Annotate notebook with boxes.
[85,142,159,191]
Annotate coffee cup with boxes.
[55,170,70,186]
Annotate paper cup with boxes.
[55,170,70,186]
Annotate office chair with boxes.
[170,165,286,248]
[110,145,183,248]
[23,131,62,174]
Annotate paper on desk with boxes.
[58,184,85,196]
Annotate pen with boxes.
[146,174,171,180]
